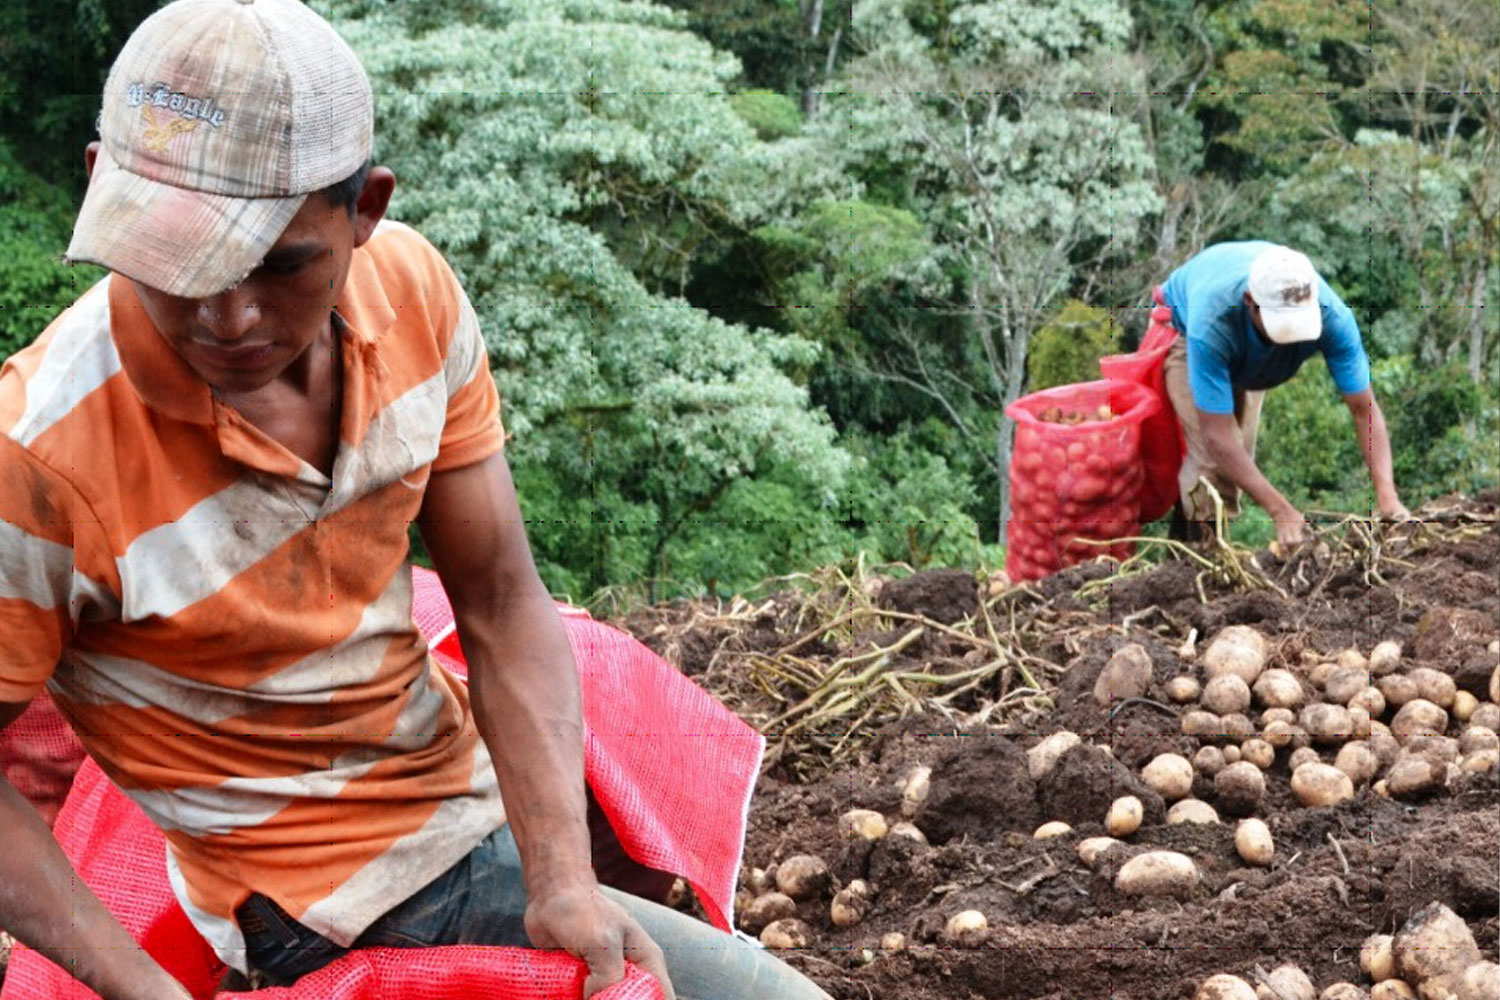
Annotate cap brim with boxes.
[1260,304,1322,345]
[65,146,306,299]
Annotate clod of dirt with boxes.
[1037,743,1164,828]
[918,734,1038,844]
[876,569,978,625]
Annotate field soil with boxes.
[619,494,1500,1000]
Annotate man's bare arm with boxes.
[0,700,191,1000]
[1343,388,1408,518]
[416,452,673,999]
[1197,410,1307,546]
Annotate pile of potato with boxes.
[1195,902,1498,1000]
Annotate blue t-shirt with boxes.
[1162,240,1370,414]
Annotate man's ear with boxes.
[85,141,101,179]
[351,167,397,248]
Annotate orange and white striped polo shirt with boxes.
[0,220,507,970]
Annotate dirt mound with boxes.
[616,495,1500,1000]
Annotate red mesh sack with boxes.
[1098,287,1184,524]
[0,689,86,827]
[3,570,756,999]
[1004,379,1159,581]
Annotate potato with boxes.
[760,917,812,949]
[1235,817,1274,866]
[944,909,989,945]
[879,931,906,952]
[1183,710,1223,739]
[1401,734,1458,763]
[1325,667,1372,705]
[1369,640,1402,676]
[1310,661,1342,689]
[1106,796,1144,837]
[1203,625,1270,684]
[1262,720,1308,751]
[1369,728,1401,768]
[1196,975,1258,1000]
[1471,703,1500,732]
[1115,850,1201,898]
[1378,673,1420,709]
[1300,702,1356,745]
[1166,675,1202,703]
[1203,674,1253,716]
[1214,761,1266,816]
[889,821,929,845]
[1337,648,1370,672]
[840,808,889,841]
[1193,745,1227,777]
[901,765,933,816]
[1349,685,1387,718]
[1288,746,1323,772]
[1459,962,1500,1000]
[1384,756,1449,799]
[1254,669,1306,709]
[1222,743,1243,764]
[1255,964,1315,1000]
[1361,934,1396,982]
[1392,902,1481,999]
[1222,713,1257,741]
[1457,726,1496,754]
[1491,664,1498,704]
[830,884,871,927]
[1240,738,1275,770]
[1369,982,1415,1000]
[1026,733,1080,781]
[1077,836,1120,868]
[1290,761,1355,807]
[1261,705,1297,725]
[1320,984,1369,1000]
[1452,690,1479,722]
[740,891,797,934]
[1143,753,1195,800]
[1348,705,1373,741]
[1166,799,1221,825]
[775,854,831,900]
[1034,820,1073,839]
[1390,699,1449,743]
[1408,668,1457,710]
[1459,747,1498,773]
[1334,741,1380,786]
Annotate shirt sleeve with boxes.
[431,285,505,472]
[0,441,82,702]
[1319,293,1371,396]
[1185,330,1236,415]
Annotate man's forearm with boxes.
[1202,422,1297,521]
[0,781,189,1000]
[1351,395,1401,510]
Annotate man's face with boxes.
[129,192,362,396]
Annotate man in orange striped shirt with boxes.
[0,2,829,999]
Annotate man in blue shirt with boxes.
[1160,242,1408,547]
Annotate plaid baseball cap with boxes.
[66,0,374,298]
[1247,246,1323,345]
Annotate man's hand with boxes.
[1270,504,1307,551]
[1379,498,1412,521]
[524,886,674,999]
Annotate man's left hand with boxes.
[525,886,675,999]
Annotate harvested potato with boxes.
[1196,974,1258,1000]
[760,917,811,949]
[1106,796,1143,837]
[944,909,989,945]
[1384,756,1449,799]
[1203,625,1269,684]
[1361,934,1396,982]
[1347,705,1373,741]
[1458,726,1497,754]
[1255,964,1314,1000]
[740,891,797,934]
[1471,703,1500,732]
[775,855,831,900]
[1194,745,1228,777]
[1324,668,1372,706]
[1378,673,1420,709]
[1310,661,1341,689]
[901,766,932,816]
[1368,640,1402,675]
[1319,984,1369,1000]
[1262,720,1307,751]
[1337,648,1370,671]
[1183,710,1223,739]
[1253,669,1305,709]
[1166,676,1202,703]
[1368,729,1401,768]
[1166,799,1221,825]
[1391,902,1481,1000]
[1221,713,1257,742]
[1334,741,1380,786]
[1459,746,1498,773]
[1290,761,1355,807]
[1390,699,1449,743]
[1408,667,1457,709]
[1301,703,1355,745]
[1034,821,1073,839]
[830,883,871,927]
[1026,733,1080,781]
[1369,982,1416,1000]
[1234,818,1274,866]
[1077,836,1120,868]
[1203,674,1253,716]
[1288,746,1323,772]
[1142,753,1195,800]
[1349,685,1387,718]
[839,808,889,841]
[1222,743,1243,764]
[889,821,929,845]
[1214,761,1265,816]
[879,931,906,952]
[1115,850,1201,898]
[1452,690,1479,722]
[1240,738,1275,770]
[1459,962,1500,1000]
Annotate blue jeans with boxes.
[238,825,830,1000]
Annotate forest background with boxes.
[2,0,1495,606]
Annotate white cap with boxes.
[1247,246,1322,345]
[65,0,374,298]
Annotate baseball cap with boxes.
[65,0,374,299]
[1246,246,1322,345]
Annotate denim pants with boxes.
[238,824,830,1000]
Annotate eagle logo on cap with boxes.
[140,104,199,154]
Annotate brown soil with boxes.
[618,494,1500,1000]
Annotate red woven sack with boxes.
[1004,379,1159,581]
[2,569,760,1000]
[1098,287,1184,524]
[0,689,86,827]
